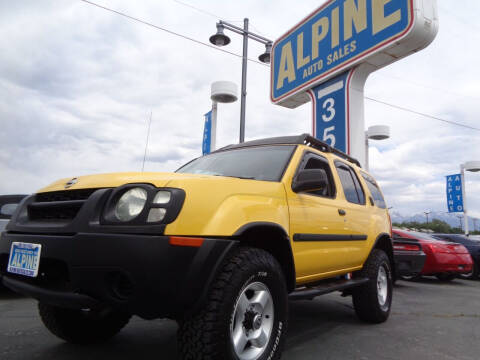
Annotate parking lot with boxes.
[1,278,479,360]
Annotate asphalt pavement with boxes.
[1,278,479,360]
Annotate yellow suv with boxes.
[0,134,393,360]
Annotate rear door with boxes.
[287,152,357,282]
[332,161,372,267]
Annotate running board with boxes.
[289,278,369,300]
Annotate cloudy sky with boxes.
[0,0,479,221]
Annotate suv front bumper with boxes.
[0,231,236,319]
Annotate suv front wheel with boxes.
[352,249,393,323]
[178,247,288,360]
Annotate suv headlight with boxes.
[101,184,185,226]
[115,187,148,222]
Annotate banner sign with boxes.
[202,111,212,155]
[308,70,351,152]
[446,174,463,213]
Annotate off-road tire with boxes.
[436,273,456,281]
[178,247,288,360]
[459,262,479,280]
[38,303,131,344]
[352,249,393,323]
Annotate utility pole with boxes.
[424,211,431,225]
[457,215,463,231]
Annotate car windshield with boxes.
[176,145,296,181]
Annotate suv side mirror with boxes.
[292,169,328,193]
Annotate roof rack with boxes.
[213,133,361,168]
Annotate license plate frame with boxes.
[7,242,42,278]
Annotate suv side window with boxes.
[361,172,386,209]
[299,153,336,198]
[334,162,365,205]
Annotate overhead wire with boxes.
[79,0,478,132]
[365,97,480,132]
[78,0,268,66]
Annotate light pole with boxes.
[210,19,273,143]
[208,81,238,152]
[460,161,480,236]
[424,211,431,225]
[365,125,390,171]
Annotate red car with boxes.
[393,229,473,281]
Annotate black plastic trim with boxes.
[2,276,99,309]
[293,233,368,242]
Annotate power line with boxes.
[79,0,479,133]
[171,0,271,38]
[375,73,480,102]
[78,0,268,66]
[365,97,480,132]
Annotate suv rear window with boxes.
[361,172,386,209]
[176,145,295,182]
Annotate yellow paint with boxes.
[343,0,367,41]
[372,0,401,35]
[276,41,296,89]
[311,17,329,60]
[296,32,310,69]
[330,7,340,48]
[37,144,390,286]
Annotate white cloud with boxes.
[0,0,479,221]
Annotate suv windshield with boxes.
[176,145,296,181]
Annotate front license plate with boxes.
[7,242,42,278]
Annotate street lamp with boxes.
[208,81,238,152]
[460,161,480,236]
[365,125,390,171]
[210,19,273,143]
[424,211,431,224]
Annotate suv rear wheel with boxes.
[178,247,288,360]
[38,303,131,344]
[352,249,393,323]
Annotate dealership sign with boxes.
[446,174,463,213]
[270,0,438,165]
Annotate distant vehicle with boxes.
[432,234,480,279]
[0,195,27,290]
[392,235,426,280]
[0,195,28,231]
[392,229,473,281]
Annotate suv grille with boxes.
[28,189,101,222]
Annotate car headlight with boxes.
[115,187,148,222]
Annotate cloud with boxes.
[0,0,479,221]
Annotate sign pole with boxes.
[211,101,217,151]
[460,164,469,236]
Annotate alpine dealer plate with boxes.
[7,242,42,277]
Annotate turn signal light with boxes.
[169,236,204,247]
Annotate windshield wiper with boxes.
[212,174,256,180]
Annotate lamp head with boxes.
[258,42,272,63]
[464,161,480,172]
[209,23,230,46]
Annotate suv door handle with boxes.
[338,209,346,216]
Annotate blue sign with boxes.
[202,111,212,155]
[271,0,413,104]
[309,70,350,152]
[446,174,463,213]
